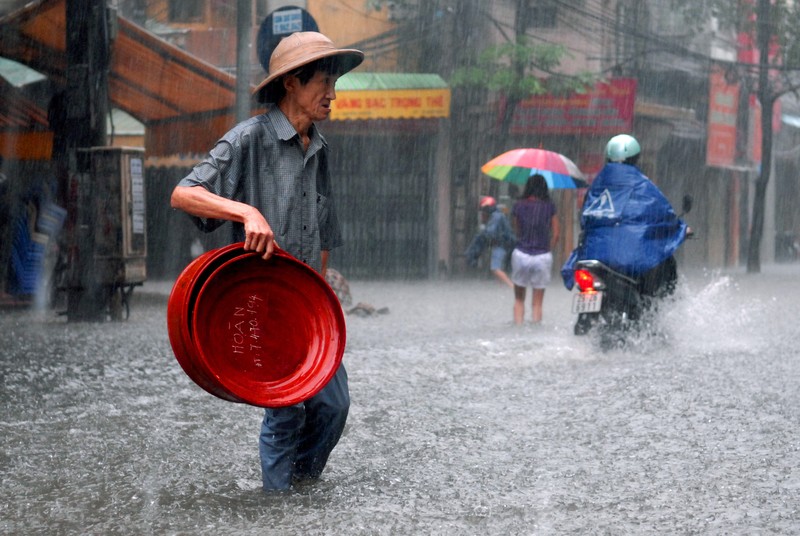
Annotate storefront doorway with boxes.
[326,132,435,279]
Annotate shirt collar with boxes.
[267,106,327,153]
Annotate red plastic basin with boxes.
[167,243,345,407]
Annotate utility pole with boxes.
[236,0,253,123]
[64,0,111,320]
[65,0,109,150]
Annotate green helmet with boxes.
[605,134,641,162]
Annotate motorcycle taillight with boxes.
[574,269,595,292]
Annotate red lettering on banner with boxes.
[337,98,362,110]
[507,78,637,135]
[426,95,444,107]
[390,97,421,108]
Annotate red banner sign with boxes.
[507,78,637,135]
[706,66,739,168]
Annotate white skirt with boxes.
[511,249,553,289]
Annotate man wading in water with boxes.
[171,32,363,490]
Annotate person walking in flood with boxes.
[464,196,515,288]
[510,174,560,325]
[170,32,363,491]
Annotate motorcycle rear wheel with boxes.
[574,313,596,335]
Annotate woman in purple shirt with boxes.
[511,174,560,325]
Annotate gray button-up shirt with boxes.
[178,107,343,273]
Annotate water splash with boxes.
[663,272,776,355]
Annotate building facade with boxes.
[2,0,798,293]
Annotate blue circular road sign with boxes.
[257,6,319,71]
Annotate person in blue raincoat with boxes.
[465,196,516,288]
[561,134,688,297]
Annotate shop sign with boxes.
[507,78,636,135]
[706,66,739,168]
[331,88,451,120]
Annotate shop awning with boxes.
[0,0,452,156]
[330,73,450,121]
[0,76,47,130]
[0,0,237,123]
[0,70,54,159]
[0,0,238,157]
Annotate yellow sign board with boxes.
[331,88,451,121]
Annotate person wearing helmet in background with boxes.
[561,134,689,297]
[464,195,516,288]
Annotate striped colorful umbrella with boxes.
[481,148,587,189]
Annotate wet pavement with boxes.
[2,264,800,534]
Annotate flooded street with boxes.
[4,0,800,534]
[2,265,800,534]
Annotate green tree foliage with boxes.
[448,32,596,174]
[449,38,595,100]
[366,0,596,100]
[366,0,598,169]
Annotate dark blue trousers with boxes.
[259,364,349,490]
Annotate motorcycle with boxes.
[569,195,693,348]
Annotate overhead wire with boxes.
[340,5,454,59]
[328,0,392,23]
[550,0,711,71]
[467,1,645,82]
[137,1,798,81]
[555,0,800,76]
[471,0,698,73]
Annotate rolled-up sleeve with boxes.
[173,109,340,272]
[178,136,245,232]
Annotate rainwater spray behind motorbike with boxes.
[570,195,694,349]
